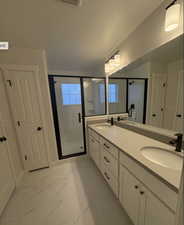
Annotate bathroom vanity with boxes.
[87,123,183,225]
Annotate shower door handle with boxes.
[78,113,81,123]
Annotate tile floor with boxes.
[0,156,133,225]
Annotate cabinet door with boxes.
[89,136,94,159]
[144,190,175,225]
[89,136,100,168]
[93,139,100,169]
[122,168,140,225]
[3,65,49,171]
[119,165,125,205]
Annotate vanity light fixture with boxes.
[165,0,180,32]
[105,52,121,74]
[114,54,121,66]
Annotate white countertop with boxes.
[89,123,183,190]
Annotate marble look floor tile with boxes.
[0,156,133,225]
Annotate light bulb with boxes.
[109,59,116,67]
[114,54,121,66]
[105,63,110,74]
[165,4,180,32]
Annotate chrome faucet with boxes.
[169,133,183,152]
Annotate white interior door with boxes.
[0,127,15,215]
[2,65,49,171]
[0,72,15,215]
[173,71,183,133]
[149,74,166,128]
[54,77,84,157]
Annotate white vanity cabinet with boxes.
[119,165,175,225]
[88,126,178,225]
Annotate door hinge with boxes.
[7,80,13,87]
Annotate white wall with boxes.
[110,0,183,74]
[0,48,58,162]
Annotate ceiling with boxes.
[0,0,164,74]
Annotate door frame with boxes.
[110,77,148,124]
[1,64,51,170]
[127,78,148,124]
[48,75,107,160]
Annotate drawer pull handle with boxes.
[104,143,110,149]
[134,185,139,189]
[104,156,110,163]
[140,191,144,195]
[104,172,110,180]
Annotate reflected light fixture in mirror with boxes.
[114,54,121,66]
[165,0,180,32]
[105,63,110,74]
[105,54,121,75]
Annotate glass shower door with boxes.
[128,79,146,123]
[54,77,85,157]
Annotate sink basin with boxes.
[141,147,183,171]
[95,124,112,129]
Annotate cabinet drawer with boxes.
[102,138,118,159]
[120,151,178,212]
[88,128,100,142]
[102,149,118,178]
[103,168,118,197]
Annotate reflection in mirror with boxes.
[127,79,147,123]
[108,78,127,114]
[110,34,183,134]
[83,78,106,116]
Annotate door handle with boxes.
[176,114,182,118]
[0,136,7,142]
[152,114,156,117]
[2,136,7,141]
[104,156,110,163]
[37,127,42,131]
[78,113,81,123]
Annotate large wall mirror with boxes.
[109,34,183,134]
